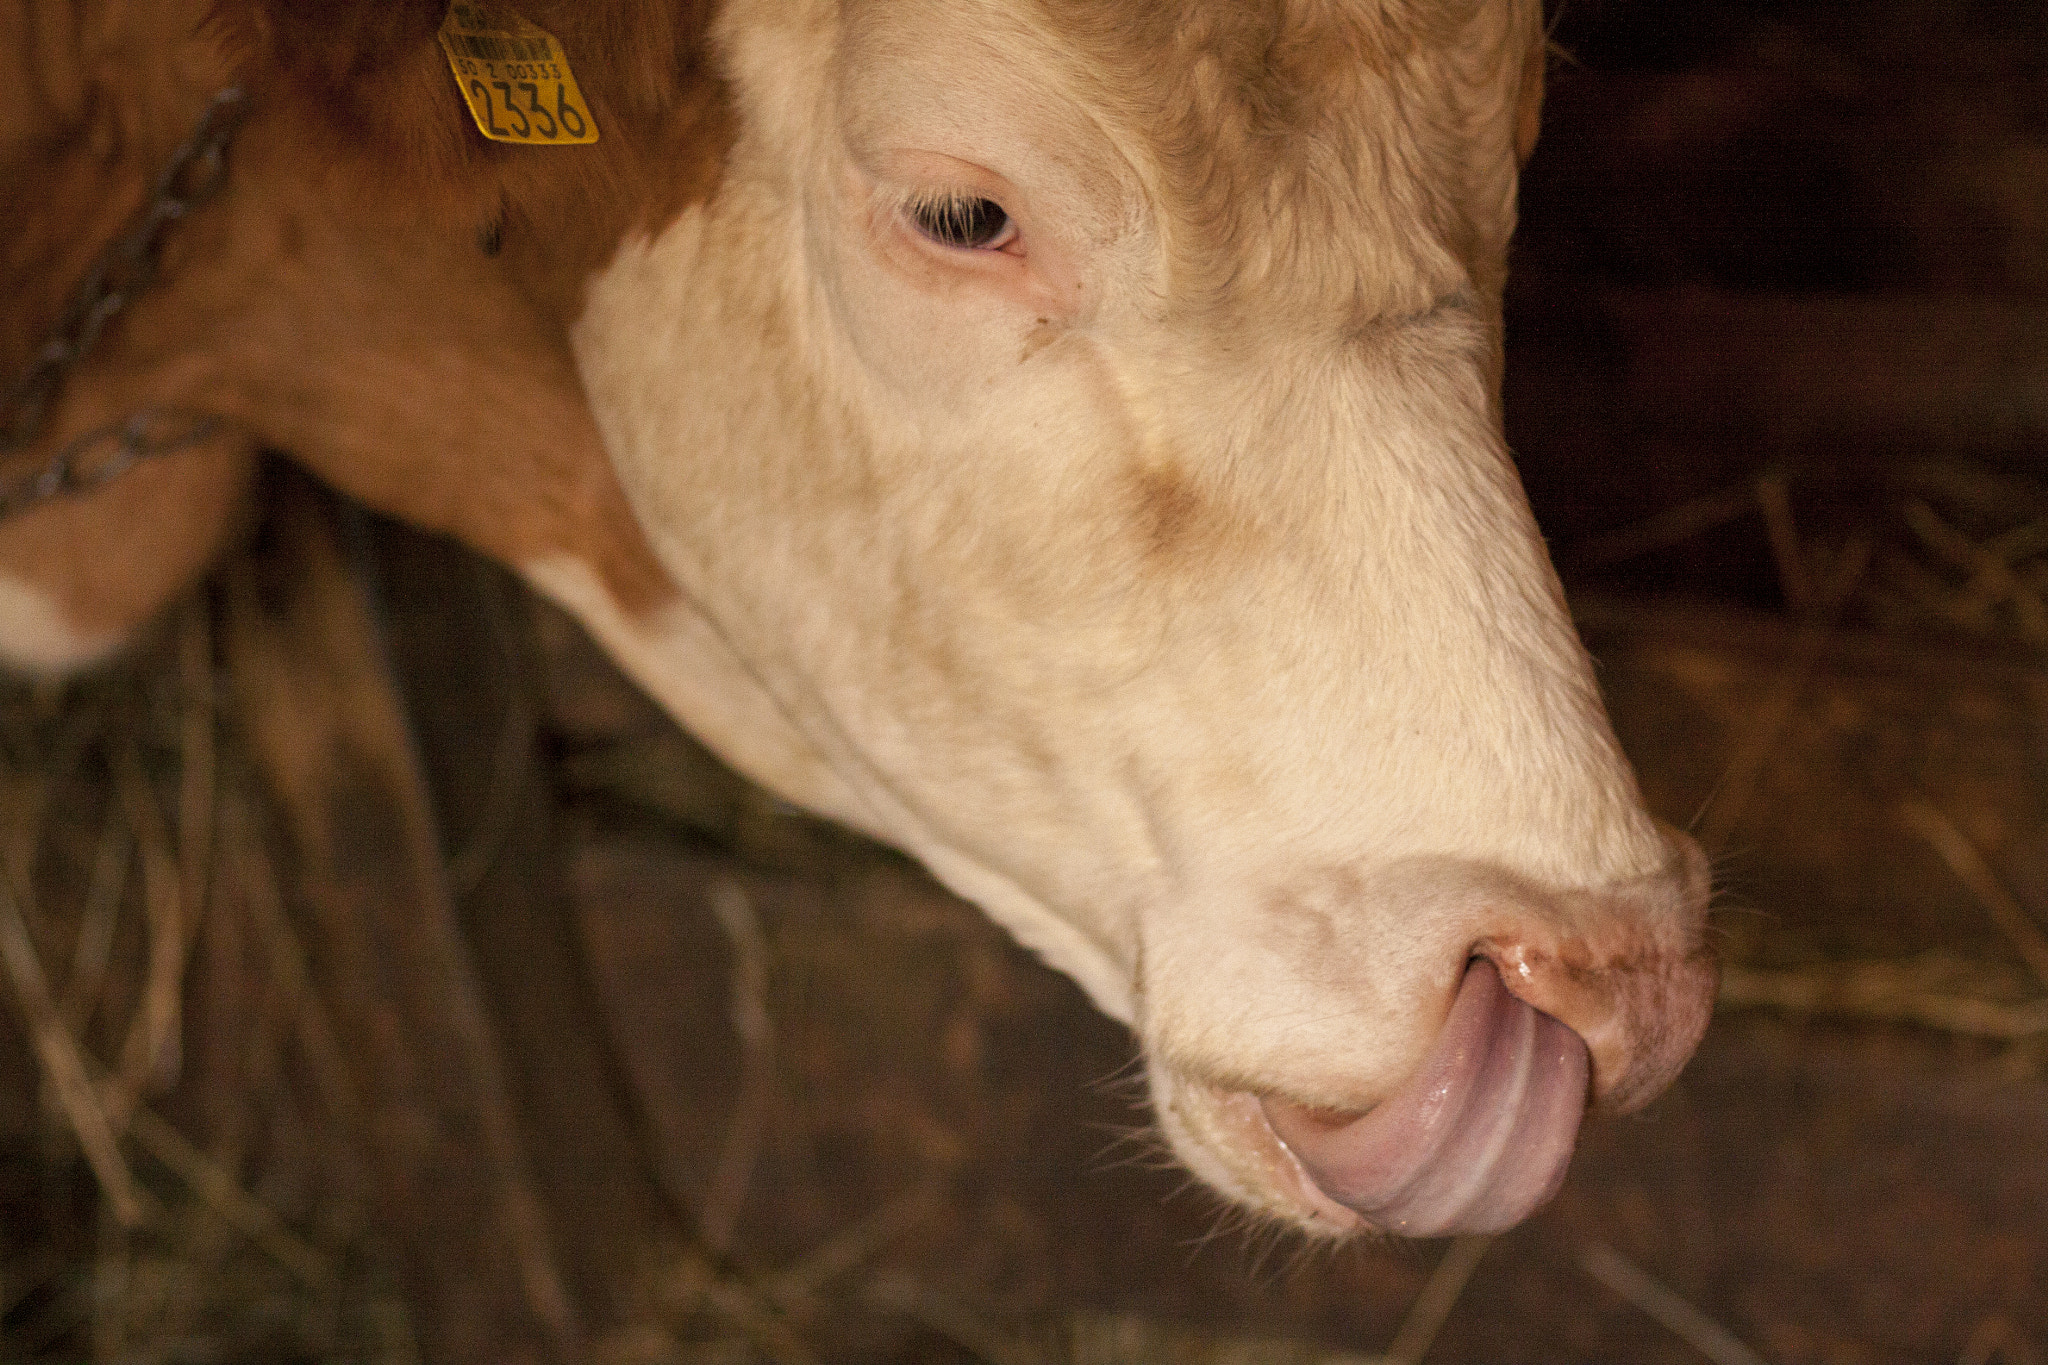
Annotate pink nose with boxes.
[1263,959,1589,1236]
[1475,829,1719,1113]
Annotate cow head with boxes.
[11,0,1713,1239]
[561,0,1714,1237]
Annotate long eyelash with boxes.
[891,186,985,224]
[882,183,1013,251]
[888,187,999,242]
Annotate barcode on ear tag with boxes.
[438,4,597,145]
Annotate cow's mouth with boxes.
[1264,957,1589,1236]
[1169,958,1590,1238]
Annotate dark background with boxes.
[1513,0,2048,605]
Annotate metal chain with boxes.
[0,86,248,519]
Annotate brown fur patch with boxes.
[1128,464,1208,560]
[5,0,736,650]
[1019,318,1061,364]
[2,0,250,646]
[209,0,734,322]
[0,440,256,647]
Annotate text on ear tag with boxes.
[438,4,598,145]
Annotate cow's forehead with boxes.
[1027,0,1497,99]
[829,0,1532,321]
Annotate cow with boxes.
[2,0,1714,1241]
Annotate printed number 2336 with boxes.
[468,79,589,140]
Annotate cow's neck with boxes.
[200,107,682,615]
[7,0,731,622]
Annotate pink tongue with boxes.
[1262,959,1589,1237]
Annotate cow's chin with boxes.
[1152,959,1591,1239]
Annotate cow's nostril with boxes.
[1475,930,1715,1108]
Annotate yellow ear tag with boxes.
[438,4,597,145]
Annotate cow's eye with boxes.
[909,194,1014,250]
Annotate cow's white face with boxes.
[563,0,1714,1237]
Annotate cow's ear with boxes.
[207,0,495,202]
[1514,21,1547,165]
[211,0,445,91]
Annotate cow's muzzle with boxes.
[1153,830,1716,1238]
